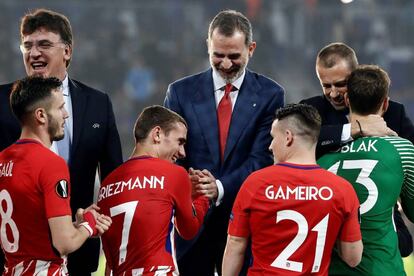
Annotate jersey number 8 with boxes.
[0,189,19,253]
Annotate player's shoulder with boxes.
[379,136,413,145]
[243,165,276,185]
[17,140,66,167]
[35,144,66,165]
[157,158,188,176]
[318,167,356,194]
[376,136,414,155]
[238,166,273,196]
[123,157,188,177]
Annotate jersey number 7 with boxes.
[110,201,138,265]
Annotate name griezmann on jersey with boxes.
[98,175,165,201]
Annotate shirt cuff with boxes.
[341,123,353,143]
[215,179,224,206]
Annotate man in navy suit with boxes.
[0,9,122,275]
[301,42,413,257]
[164,10,284,276]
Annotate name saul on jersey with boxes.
[0,161,14,177]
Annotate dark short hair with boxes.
[134,105,187,143]
[11,76,62,121]
[347,65,390,115]
[20,9,73,66]
[275,103,321,144]
[316,42,358,70]
[208,9,253,46]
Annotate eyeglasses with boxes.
[20,40,66,54]
[322,80,348,89]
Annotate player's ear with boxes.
[286,129,294,147]
[381,96,389,115]
[151,126,162,144]
[34,107,47,125]
[344,92,350,107]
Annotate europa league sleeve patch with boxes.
[55,179,69,198]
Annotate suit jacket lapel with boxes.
[191,70,220,162]
[224,70,259,162]
[69,78,87,157]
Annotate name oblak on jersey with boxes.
[265,185,333,201]
[0,161,13,177]
[340,139,378,153]
[98,175,165,201]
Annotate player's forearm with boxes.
[49,216,90,255]
[222,235,247,276]
[175,196,209,239]
[337,240,363,268]
[58,227,90,255]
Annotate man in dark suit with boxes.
[0,9,123,275]
[164,10,284,275]
[301,42,414,257]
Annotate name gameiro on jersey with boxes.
[265,185,333,201]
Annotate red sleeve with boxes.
[339,180,362,242]
[228,176,253,238]
[39,155,72,218]
[172,167,209,240]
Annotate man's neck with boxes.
[282,145,317,165]
[130,144,156,159]
[20,128,51,148]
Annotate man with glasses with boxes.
[301,42,414,258]
[0,9,122,275]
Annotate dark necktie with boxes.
[217,83,233,160]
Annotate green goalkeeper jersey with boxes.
[318,136,414,276]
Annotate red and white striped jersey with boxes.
[4,258,68,276]
[98,156,209,276]
[0,139,71,272]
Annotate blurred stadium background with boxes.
[1,0,413,274]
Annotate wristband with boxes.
[79,211,97,237]
[355,120,364,137]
